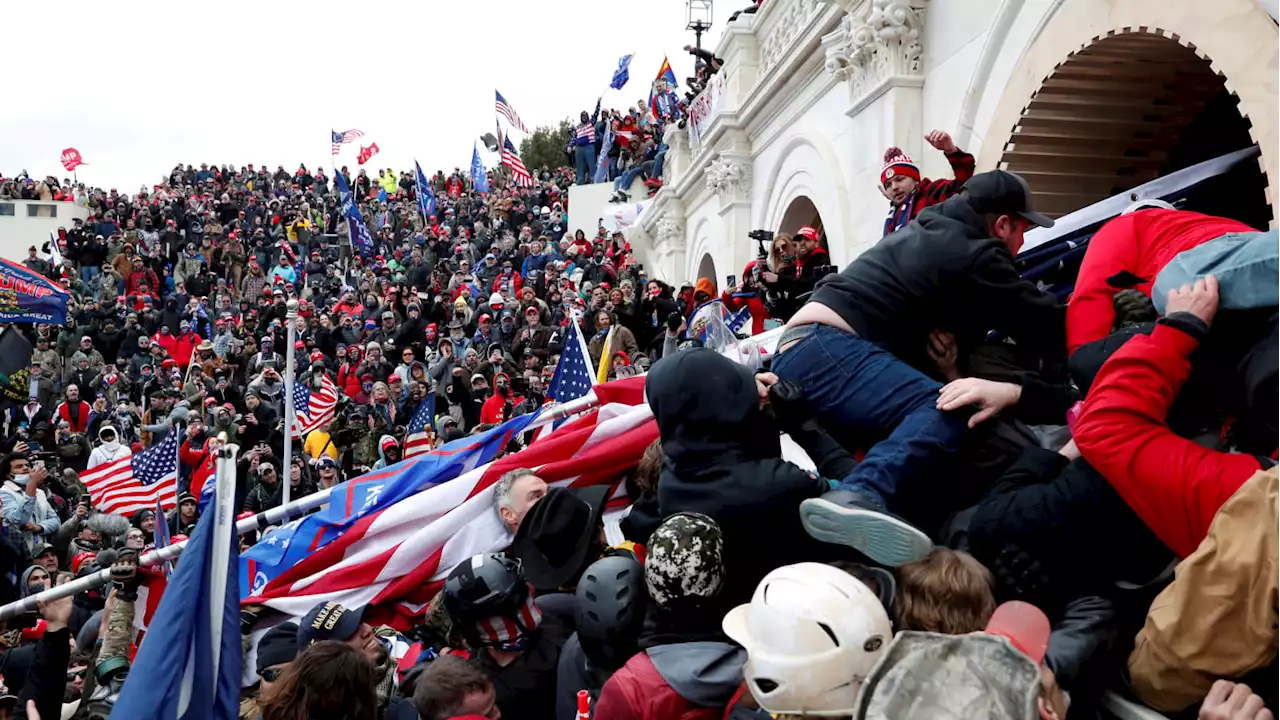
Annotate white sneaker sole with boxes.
[799,497,933,567]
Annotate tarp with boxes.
[600,199,652,233]
[0,259,69,324]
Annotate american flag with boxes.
[403,395,436,459]
[294,374,339,438]
[331,129,365,155]
[494,90,529,133]
[82,429,180,516]
[241,378,650,626]
[548,317,596,402]
[501,138,534,188]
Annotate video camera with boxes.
[745,229,774,293]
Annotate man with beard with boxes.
[297,602,413,717]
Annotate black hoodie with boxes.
[646,349,833,607]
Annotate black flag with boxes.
[480,133,499,153]
[0,328,32,411]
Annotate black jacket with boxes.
[809,195,1065,371]
[647,349,835,608]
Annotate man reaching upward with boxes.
[881,130,975,236]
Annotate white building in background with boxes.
[627,0,1277,286]
[0,200,89,261]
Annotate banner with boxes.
[0,329,32,411]
[0,259,69,324]
[60,148,85,172]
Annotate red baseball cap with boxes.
[796,226,820,242]
[984,601,1050,664]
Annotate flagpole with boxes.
[208,442,238,691]
[282,299,299,506]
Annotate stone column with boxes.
[705,141,755,281]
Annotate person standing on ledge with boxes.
[880,130,976,236]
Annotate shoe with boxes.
[799,489,932,567]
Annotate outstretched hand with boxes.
[937,378,1021,428]
[925,129,958,153]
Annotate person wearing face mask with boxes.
[479,373,521,426]
[87,425,130,470]
[0,454,59,555]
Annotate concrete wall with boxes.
[0,200,90,262]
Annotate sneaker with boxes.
[799,489,932,567]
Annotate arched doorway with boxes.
[696,253,718,290]
[996,30,1271,227]
[776,196,830,257]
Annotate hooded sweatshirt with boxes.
[645,349,833,607]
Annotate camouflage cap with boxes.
[644,512,724,609]
[854,631,1042,720]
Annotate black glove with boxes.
[767,380,817,434]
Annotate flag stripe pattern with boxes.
[331,129,365,155]
[294,375,338,438]
[501,138,533,188]
[82,430,180,516]
[242,378,649,626]
[404,395,436,459]
[494,90,529,133]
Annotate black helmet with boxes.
[574,555,647,671]
[443,553,530,645]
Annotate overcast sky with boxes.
[2,0,722,192]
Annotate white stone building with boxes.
[628,0,1278,286]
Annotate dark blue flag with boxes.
[334,171,373,258]
[611,54,634,90]
[415,160,436,218]
[471,145,490,194]
[0,258,69,324]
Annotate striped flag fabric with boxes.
[293,374,339,438]
[82,429,180,516]
[331,128,365,155]
[548,317,595,402]
[495,90,529,133]
[403,395,436,459]
[501,137,534,188]
[241,379,650,626]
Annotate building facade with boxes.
[631,0,1278,286]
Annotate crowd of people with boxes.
[0,67,1275,720]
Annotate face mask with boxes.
[102,439,120,452]
[13,474,28,485]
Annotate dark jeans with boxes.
[771,324,966,506]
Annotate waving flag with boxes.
[403,395,436,459]
[501,138,533,188]
[331,129,365,155]
[82,428,180,516]
[655,56,678,89]
[611,54,634,90]
[548,317,595,402]
[0,258,70,324]
[112,455,240,720]
[357,142,380,166]
[241,411,541,602]
[494,90,529,133]
[334,170,373,258]
[470,145,490,194]
[60,148,85,173]
[414,160,436,218]
[593,122,614,184]
[293,375,339,438]
[595,326,615,384]
[241,384,650,626]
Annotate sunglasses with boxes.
[260,667,284,683]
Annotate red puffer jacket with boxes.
[1066,209,1252,354]
[594,643,745,720]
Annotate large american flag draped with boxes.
[331,129,365,155]
[403,395,436,459]
[494,90,529,133]
[82,429,180,516]
[501,138,534,188]
[293,375,339,438]
[548,317,596,402]
[241,378,648,626]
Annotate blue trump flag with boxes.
[333,171,373,257]
[112,456,240,720]
[0,258,69,324]
[593,122,614,184]
[240,410,540,598]
[470,144,490,193]
[415,160,436,218]
[611,54,634,90]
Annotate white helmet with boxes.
[722,562,892,716]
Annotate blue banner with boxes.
[0,259,69,324]
[334,171,373,258]
[415,160,437,218]
[611,54,634,90]
[471,145,490,193]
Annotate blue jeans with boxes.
[574,145,597,184]
[653,146,669,178]
[614,165,647,193]
[771,325,966,506]
[80,265,100,287]
[1153,228,1279,314]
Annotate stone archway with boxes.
[974,0,1277,223]
[778,196,823,237]
[696,253,719,290]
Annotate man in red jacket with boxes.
[170,319,202,369]
[1066,206,1254,354]
[720,260,769,336]
[880,130,975,236]
[1076,275,1279,715]
[54,384,91,433]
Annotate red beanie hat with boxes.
[880,147,920,187]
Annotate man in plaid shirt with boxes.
[880,129,976,236]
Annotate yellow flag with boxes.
[595,325,614,384]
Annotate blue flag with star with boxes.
[415,160,437,218]
[334,170,373,257]
[470,145,489,194]
[611,54,634,90]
